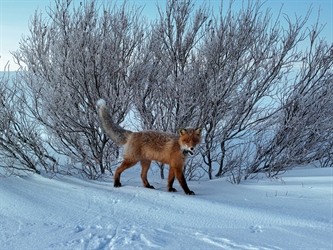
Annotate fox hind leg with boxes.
[114,159,137,187]
[140,160,154,189]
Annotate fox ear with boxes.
[195,128,203,135]
[178,128,187,135]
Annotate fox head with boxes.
[178,128,202,156]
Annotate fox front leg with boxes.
[173,167,195,195]
[167,168,177,192]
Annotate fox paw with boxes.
[146,185,155,189]
[186,190,195,195]
[168,187,177,192]
[114,181,122,188]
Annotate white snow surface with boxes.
[1,166,332,250]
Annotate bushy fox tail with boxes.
[96,99,132,145]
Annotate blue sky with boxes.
[1,0,332,71]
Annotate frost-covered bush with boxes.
[248,39,333,178]
[5,0,332,182]
[13,0,145,179]
[0,69,57,176]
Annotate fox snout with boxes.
[181,145,195,155]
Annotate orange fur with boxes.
[97,99,202,195]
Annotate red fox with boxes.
[97,99,202,195]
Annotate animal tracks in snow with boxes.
[249,225,263,233]
[194,232,280,250]
[49,222,163,250]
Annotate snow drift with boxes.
[0,167,332,249]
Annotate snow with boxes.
[1,166,332,250]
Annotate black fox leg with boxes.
[173,167,195,195]
[114,160,137,187]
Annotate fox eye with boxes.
[184,139,190,143]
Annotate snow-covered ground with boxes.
[1,166,332,250]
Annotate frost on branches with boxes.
[0,67,57,176]
[4,0,332,182]
[12,0,145,179]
